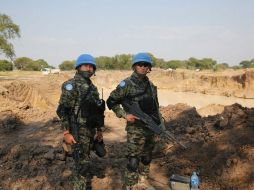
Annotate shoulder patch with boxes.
[65,83,73,91]
[119,80,126,88]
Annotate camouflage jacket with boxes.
[58,72,100,131]
[107,72,164,127]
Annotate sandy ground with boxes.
[0,69,254,190]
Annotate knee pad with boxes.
[141,154,152,165]
[127,157,139,172]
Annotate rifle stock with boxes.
[122,100,187,149]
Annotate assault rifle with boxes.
[69,114,81,173]
[121,100,187,149]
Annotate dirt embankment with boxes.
[151,68,254,99]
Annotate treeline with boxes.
[58,54,132,70]
[1,55,254,72]
[58,54,254,71]
[0,57,54,71]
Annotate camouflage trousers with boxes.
[72,126,96,190]
[124,122,155,187]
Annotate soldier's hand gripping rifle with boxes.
[121,100,187,149]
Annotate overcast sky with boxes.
[1,0,254,66]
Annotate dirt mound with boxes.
[153,68,254,99]
[197,104,225,116]
[3,81,52,110]
[161,103,204,135]
[214,103,254,129]
[160,103,254,190]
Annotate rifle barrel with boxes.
[122,100,187,149]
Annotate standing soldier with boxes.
[106,52,165,189]
[57,54,105,190]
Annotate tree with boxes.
[14,57,33,70]
[14,57,51,71]
[96,56,115,69]
[214,63,229,71]
[0,14,20,59]
[199,58,217,69]
[187,57,217,70]
[239,60,254,68]
[33,59,50,69]
[186,57,196,69]
[25,60,50,71]
[166,60,187,69]
[154,58,166,68]
[0,59,12,71]
[59,60,75,70]
[114,54,132,69]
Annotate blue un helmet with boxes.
[132,52,152,67]
[75,54,96,70]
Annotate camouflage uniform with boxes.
[107,72,164,187]
[58,72,101,190]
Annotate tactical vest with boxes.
[125,77,160,125]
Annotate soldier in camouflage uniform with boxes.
[106,53,165,189]
[57,54,104,190]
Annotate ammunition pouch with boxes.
[93,139,106,157]
[87,114,105,128]
[80,101,90,117]
[80,99,105,128]
[90,99,106,115]
[138,97,161,125]
[138,97,155,114]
